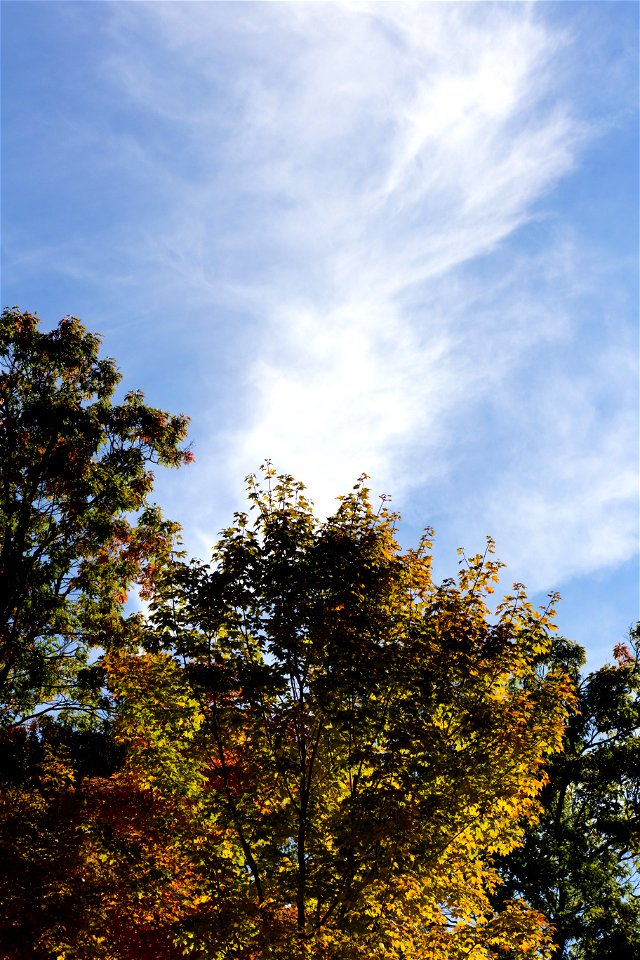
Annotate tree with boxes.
[0,309,232,960]
[0,650,253,960]
[148,466,575,958]
[495,626,640,959]
[0,308,191,728]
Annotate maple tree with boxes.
[0,308,191,729]
[0,672,235,960]
[147,466,575,958]
[0,644,269,959]
[496,625,640,959]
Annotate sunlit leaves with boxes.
[147,465,574,957]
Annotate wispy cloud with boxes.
[16,2,637,591]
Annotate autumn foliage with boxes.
[140,468,573,958]
[1,312,636,959]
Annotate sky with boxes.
[1,1,638,666]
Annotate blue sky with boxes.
[2,1,638,666]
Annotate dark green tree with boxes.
[496,625,640,959]
[0,308,191,729]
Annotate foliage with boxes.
[0,298,589,960]
[0,650,257,960]
[0,308,191,729]
[496,625,640,959]
[146,466,575,958]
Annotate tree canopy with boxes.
[139,467,574,958]
[1,310,637,960]
[0,308,191,728]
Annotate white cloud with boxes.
[93,3,639,585]
[461,348,638,591]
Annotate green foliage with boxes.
[0,308,191,728]
[496,625,640,958]
[106,650,206,797]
